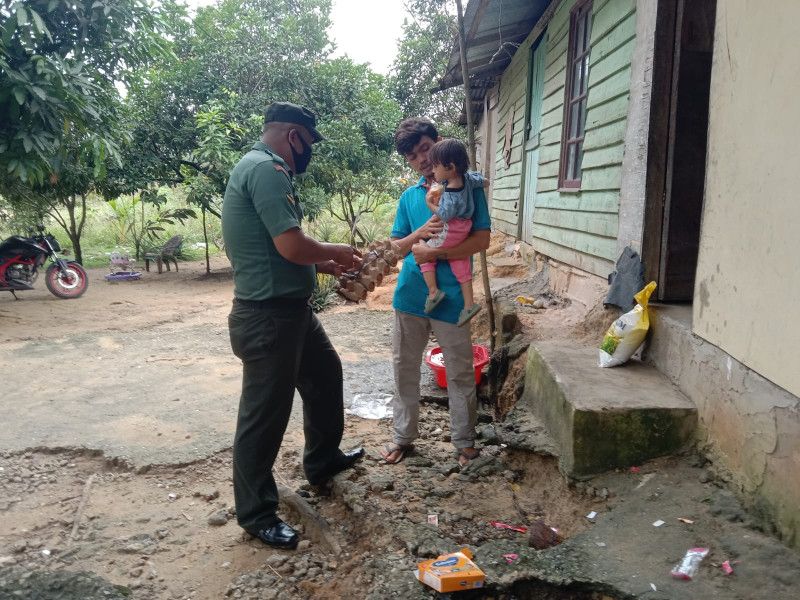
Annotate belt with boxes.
[234,296,310,309]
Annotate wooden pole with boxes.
[456,0,495,352]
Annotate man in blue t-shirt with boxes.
[380,117,491,467]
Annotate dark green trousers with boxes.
[228,297,345,532]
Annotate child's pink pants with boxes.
[420,218,473,283]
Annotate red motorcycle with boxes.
[0,226,88,299]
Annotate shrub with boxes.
[310,273,338,313]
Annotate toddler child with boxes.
[422,138,485,327]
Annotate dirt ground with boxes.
[1,251,799,600]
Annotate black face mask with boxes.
[291,133,313,175]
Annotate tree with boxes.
[116,0,334,202]
[389,0,464,131]
[0,0,172,185]
[301,59,404,245]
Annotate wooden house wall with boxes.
[489,0,637,277]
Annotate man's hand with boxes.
[330,244,363,271]
[391,215,445,258]
[416,215,444,240]
[316,260,344,277]
[411,241,438,266]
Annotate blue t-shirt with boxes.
[391,175,491,324]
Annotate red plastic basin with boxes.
[424,345,490,388]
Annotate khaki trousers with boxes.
[392,310,477,449]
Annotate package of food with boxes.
[598,281,657,368]
[427,182,444,202]
[415,548,485,593]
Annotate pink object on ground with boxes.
[721,561,734,574]
[490,521,527,533]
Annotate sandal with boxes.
[424,290,445,314]
[458,447,481,466]
[381,443,411,464]
[457,303,482,327]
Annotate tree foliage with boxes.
[390,0,464,131]
[0,0,172,185]
[303,59,403,244]
[115,0,334,201]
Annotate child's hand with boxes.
[483,177,491,189]
[426,182,443,205]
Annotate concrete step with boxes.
[521,340,697,478]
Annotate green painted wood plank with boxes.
[543,66,567,100]
[541,102,565,133]
[589,54,633,92]
[493,186,522,201]
[492,206,520,222]
[538,159,561,179]
[535,189,620,213]
[585,93,629,128]
[492,201,520,215]
[593,0,613,15]
[591,0,635,45]
[540,121,565,148]
[542,84,567,118]
[494,219,517,237]
[533,207,619,237]
[581,142,624,169]
[491,211,520,230]
[587,66,631,106]
[537,175,559,193]
[531,236,616,278]
[539,143,561,165]
[548,0,571,33]
[545,51,568,87]
[580,163,622,190]
[546,29,569,70]
[494,161,524,179]
[590,11,636,64]
[590,39,635,87]
[583,118,628,149]
[532,222,618,261]
[494,176,524,191]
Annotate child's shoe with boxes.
[424,290,445,313]
[457,303,482,327]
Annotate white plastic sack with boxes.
[598,281,657,368]
[345,393,393,419]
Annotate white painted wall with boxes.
[694,0,800,397]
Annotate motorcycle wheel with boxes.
[45,262,89,299]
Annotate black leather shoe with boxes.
[308,448,365,485]
[338,447,365,469]
[248,519,299,549]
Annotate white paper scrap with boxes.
[586,511,597,519]
[650,583,657,591]
[652,520,665,527]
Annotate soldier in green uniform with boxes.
[222,102,364,549]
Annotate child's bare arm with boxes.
[425,193,439,214]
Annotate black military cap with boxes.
[264,102,325,142]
